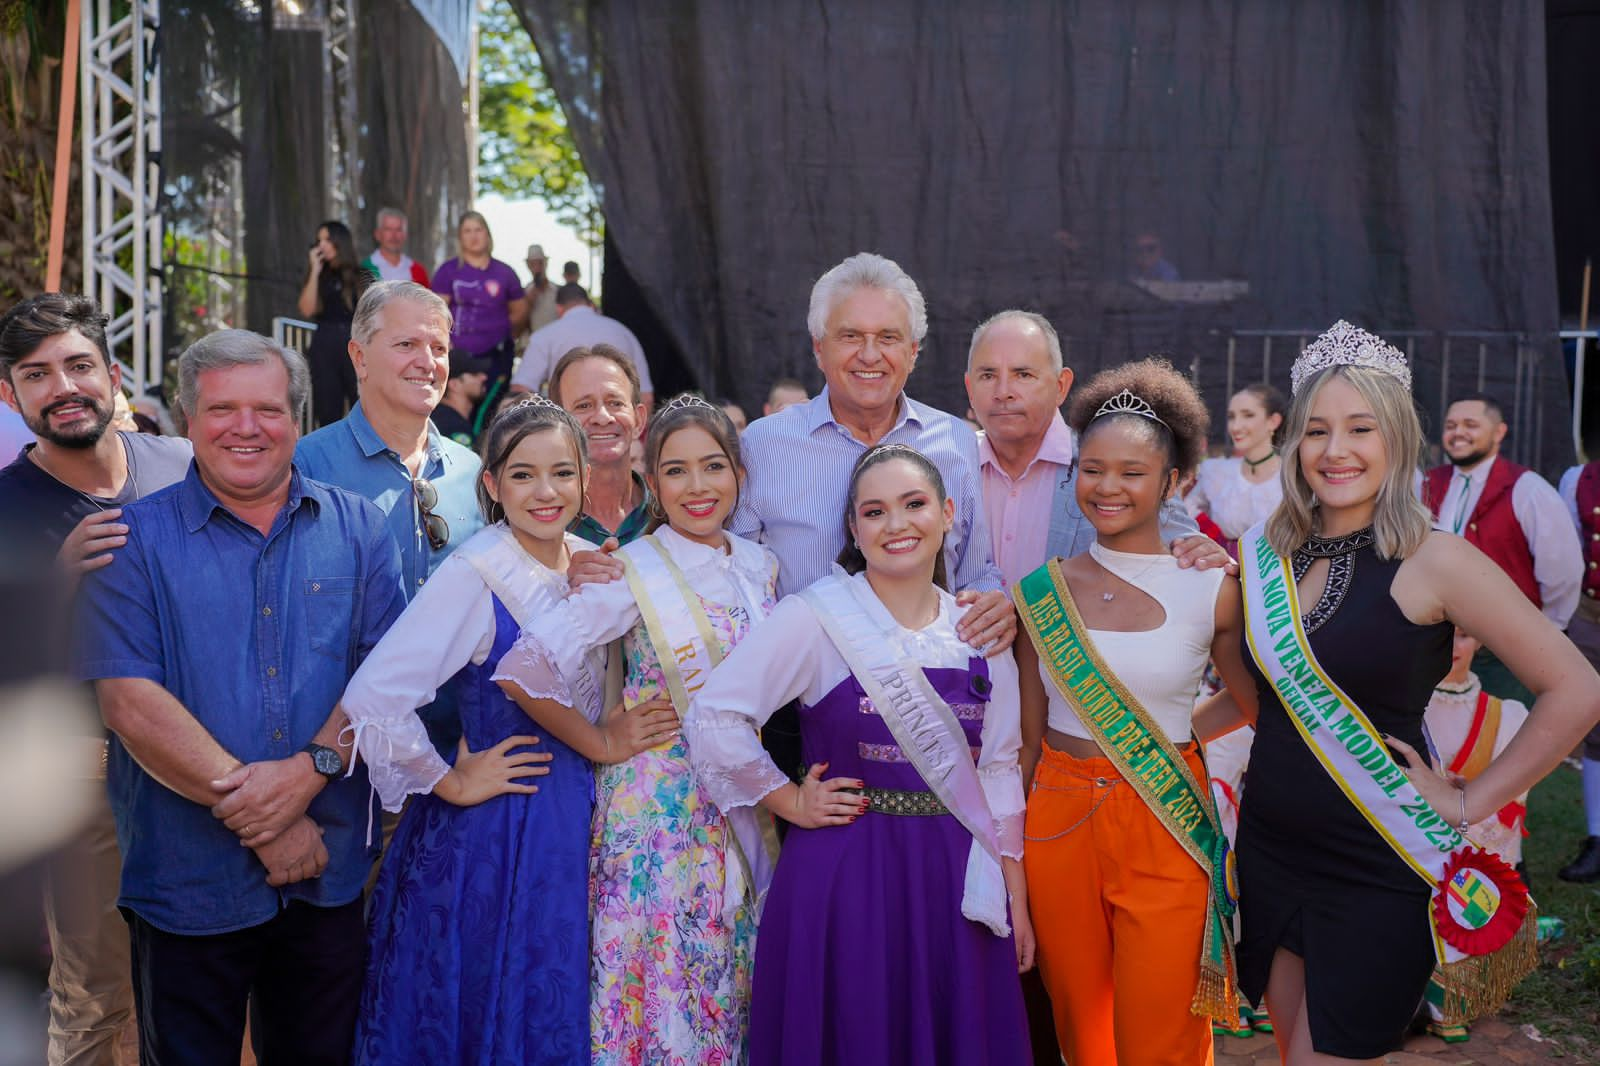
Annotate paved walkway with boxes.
[1215,1014,1596,1064]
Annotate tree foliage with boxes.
[477,0,601,247]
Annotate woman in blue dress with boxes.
[338,397,677,1065]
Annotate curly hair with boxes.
[1067,357,1210,475]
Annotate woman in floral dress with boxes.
[496,395,777,1064]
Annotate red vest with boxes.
[1423,458,1541,607]
[1576,461,1600,602]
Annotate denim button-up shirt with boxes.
[296,402,483,754]
[75,464,406,935]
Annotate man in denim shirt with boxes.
[296,281,482,756]
[75,331,405,1065]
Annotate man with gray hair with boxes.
[733,253,1011,639]
[75,329,406,1064]
[297,280,483,755]
[962,308,1224,1065]
[362,207,431,286]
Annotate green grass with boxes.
[1500,761,1600,1058]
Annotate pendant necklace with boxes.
[1243,449,1277,471]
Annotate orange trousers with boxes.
[1024,741,1214,1066]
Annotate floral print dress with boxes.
[496,526,778,1066]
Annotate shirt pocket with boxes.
[304,577,359,661]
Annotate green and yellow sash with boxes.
[1238,524,1535,1018]
[1016,558,1237,1019]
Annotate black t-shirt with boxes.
[0,432,192,681]
[430,405,476,449]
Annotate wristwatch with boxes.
[302,742,344,783]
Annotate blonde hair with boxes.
[1266,365,1431,560]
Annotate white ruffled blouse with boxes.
[339,527,593,812]
[1186,456,1283,540]
[682,571,1027,860]
[492,525,778,708]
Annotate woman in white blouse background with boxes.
[1187,383,1287,554]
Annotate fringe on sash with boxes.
[1435,901,1540,1023]
[1190,919,1239,1020]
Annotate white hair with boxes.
[966,309,1064,372]
[375,206,407,226]
[806,252,928,342]
[350,280,452,346]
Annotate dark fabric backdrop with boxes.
[515,1,1571,473]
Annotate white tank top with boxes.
[1043,543,1225,745]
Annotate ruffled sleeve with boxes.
[339,555,496,811]
[490,568,641,715]
[970,611,1026,860]
[684,595,828,811]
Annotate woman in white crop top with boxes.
[1014,359,1259,1066]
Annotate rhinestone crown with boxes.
[1092,388,1169,428]
[659,393,719,416]
[1290,320,1412,396]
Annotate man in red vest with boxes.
[1421,393,1581,704]
[1556,459,1600,882]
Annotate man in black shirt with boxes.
[430,348,490,448]
[0,293,192,1065]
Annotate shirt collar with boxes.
[977,410,1074,478]
[178,461,320,534]
[807,385,923,437]
[347,400,445,469]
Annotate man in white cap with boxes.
[522,244,559,337]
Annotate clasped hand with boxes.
[211,755,327,848]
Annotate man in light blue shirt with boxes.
[732,252,1014,649]
[297,281,483,753]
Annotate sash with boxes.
[1239,525,1535,1016]
[619,535,779,924]
[798,572,1011,937]
[1014,559,1237,1019]
[454,525,604,721]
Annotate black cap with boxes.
[448,349,492,378]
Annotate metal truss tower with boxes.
[81,0,163,395]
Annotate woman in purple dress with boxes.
[685,444,1033,1066]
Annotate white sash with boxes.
[620,534,778,924]
[455,525,604,721]
[1238,524,1521,966]
[799,571,1010,937]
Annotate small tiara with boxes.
[505,393,563,414]
[659,393,719,416]
[863,442,922,462]
[1290,320,1412,396]
[1092,389,1168,429]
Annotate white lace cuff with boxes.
[683,707,790,812]
[340,717,450,813]
[490,633,575,708]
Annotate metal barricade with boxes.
[272,316,318,433]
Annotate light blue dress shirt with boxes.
[731,388,1002,598]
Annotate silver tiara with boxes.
[1092,389,1168,429]
[1290,320,1412,396]
[659,393,719,416]
[505,392,563,414]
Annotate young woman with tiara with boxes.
[1010,357,1257,1065]
[1186,383,1287,556]
[339,396,675,1064]
[683,443,1032,1066]
[1199,321,1600,1063]
[493,393,779,1065]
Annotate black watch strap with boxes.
[302,742,343,782]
